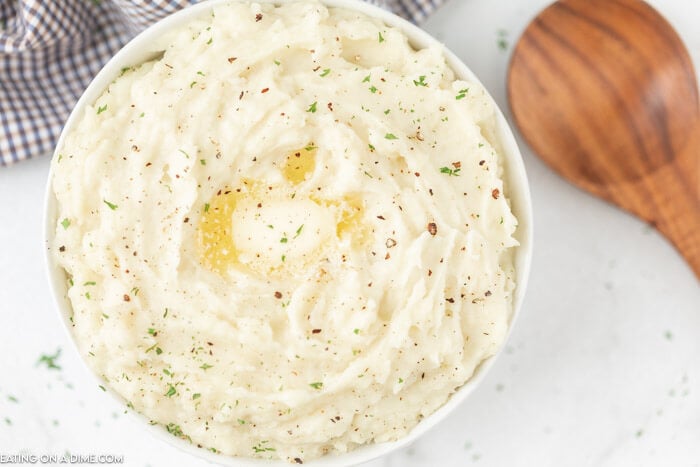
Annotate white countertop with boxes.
[1,0,698,466]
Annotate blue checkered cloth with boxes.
[0,0,443,166]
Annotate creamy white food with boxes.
[51,1,518,462]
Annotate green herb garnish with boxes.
[440,166,461,176]
[37,349,62,370]
[166,422,188,439]
[103,200,118,210]
[497,29,508,51]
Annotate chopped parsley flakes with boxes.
[440,166,461,176]
[37,349,62,370]
[103,200,118,210]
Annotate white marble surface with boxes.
[1,0,698,466]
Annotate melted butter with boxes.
[196,187,241,274]
[197,147,368,276]
[282,146,316,184]
[313,195,366,240]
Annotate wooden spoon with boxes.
[507,0,700,277]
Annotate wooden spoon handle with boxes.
[649,127,700,278]
[599,121,700,278]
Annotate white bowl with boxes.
[44,0,533,465]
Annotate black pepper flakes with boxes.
[123,294,130,302]
[312,329,321,334]
[255,13,263,21]
[59,246,66,252]
[385,238,397,248]
[492,188,500,199]
[427,222,438,236]
[293,458,303,465]
[274,291,282,299]
[228,57,237,63]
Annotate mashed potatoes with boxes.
[51,1,518,462]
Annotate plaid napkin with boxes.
[0,0,443,166]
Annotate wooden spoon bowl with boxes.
[508,0,700,277]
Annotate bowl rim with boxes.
[43,0,533,465]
